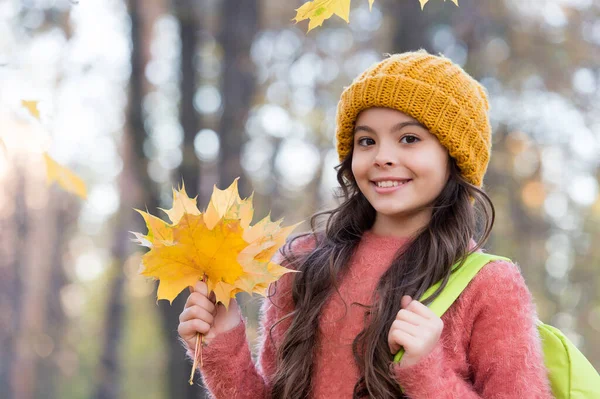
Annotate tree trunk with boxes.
[217,0,259,197]
[93,0,160,397]
[157,1,208,397]
[390,0,433,52]
[175,0,202,198]
[0,172,26,399]
[34,194,78,399]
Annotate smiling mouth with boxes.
[370,180,412,188]
[369,180,412,195]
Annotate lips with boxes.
[370,179,412,188]
[370,179,412,194]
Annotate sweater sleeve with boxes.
[392,260,553,399]
[185,234,315,398]
[187,296,279,398]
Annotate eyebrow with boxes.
[353,121,426,135]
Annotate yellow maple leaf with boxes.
[43,152,88,199]
[159,181,201,224]
[19,99,87,200]
[293,0,458,32]
[133,177,301,309]
[203,178,255,230]
[293,0,351,32]
[420,0,458,10]
[22,100,41,120]
[130,208,174,252]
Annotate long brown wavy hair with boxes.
[268,149,495,398]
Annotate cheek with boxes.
[412,151,449,184]
[351,154,365,177]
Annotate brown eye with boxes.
[357,137,375,146]
[400,135,419,144]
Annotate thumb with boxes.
[401,295,412,309]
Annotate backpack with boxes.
[393,252,600,398]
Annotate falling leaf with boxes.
[293,0,351,32]
[43,152,88,199]
[420,0,459,10]
[21,100,41,120]
[293,0,458,32]
[133,178,301,309]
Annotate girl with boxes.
[177,50,553,398]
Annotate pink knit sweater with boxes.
[190,231,553,398]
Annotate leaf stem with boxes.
[188,332,200,385]
[188,274,208,385]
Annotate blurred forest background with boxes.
[1,0,599,398]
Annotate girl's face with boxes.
[351,107,450,237]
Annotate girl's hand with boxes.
[388,295,444,368]
[177,280,242,351]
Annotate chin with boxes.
[374,206,411,216]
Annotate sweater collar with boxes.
[360,229,411,251]
[360,229,479,252]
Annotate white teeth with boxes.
[375,180,408,188]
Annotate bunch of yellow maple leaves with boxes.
[132,177,300,309]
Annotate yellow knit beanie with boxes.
[335,49,491,187]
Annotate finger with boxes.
[395,308,425,326]
[391,319,420,337]
[177,320,196,340]
[178,318,211,338]
[389,329,416,353]
[190,281,217,306]
[184,291,210,309]
[401,295,412,309]
[193,280,208,296]
[184,292,216,314]
[179,304,216,325]
[405,299,436,320]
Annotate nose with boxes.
[373,147,396,167]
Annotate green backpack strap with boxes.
[393,252,510,363]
